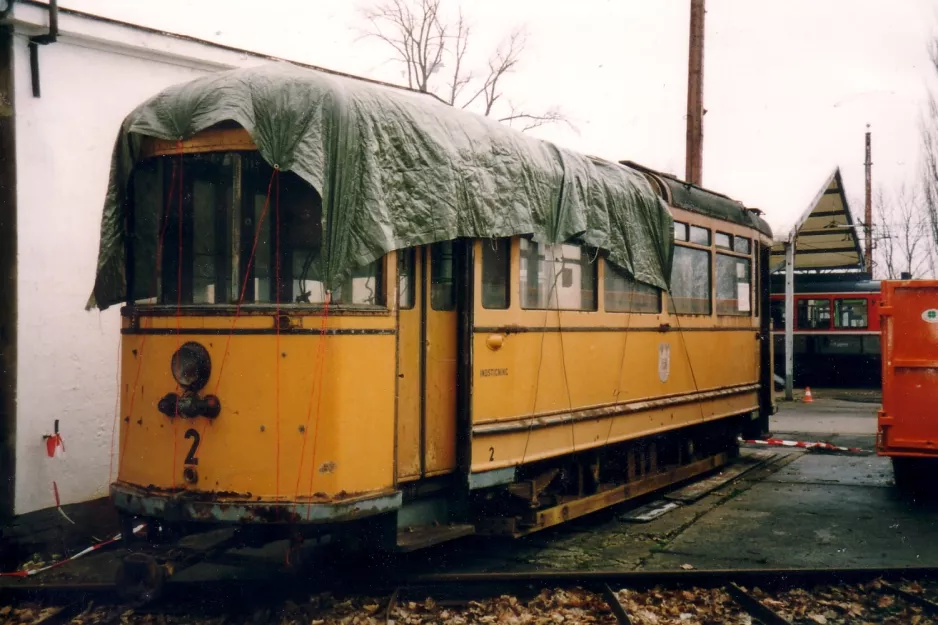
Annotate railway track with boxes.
[4,566,938,624]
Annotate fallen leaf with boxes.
[877,595,895,608]
[808,615,827,624]
[680,563,694,570]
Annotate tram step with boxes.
[395,523,476,552]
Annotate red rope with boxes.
[305,296,331,519]
[209,169,278,400]
[172,140,184,491]
[292,297,331,516]
[198,168,278,467]
[116,158,178,479]
[274,169,282,512]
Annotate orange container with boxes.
[877,280,938,458]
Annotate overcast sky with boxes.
[55,0,938,236]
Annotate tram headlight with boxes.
[170,342,211,391]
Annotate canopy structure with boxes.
[769,168,866,272]
[87,62,675,311]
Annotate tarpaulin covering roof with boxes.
[87,62,675,310]
[620,161,773,238]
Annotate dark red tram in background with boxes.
[770,272,882,388]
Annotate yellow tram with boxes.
[88,63,774,554]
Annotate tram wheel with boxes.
[115,552,165,604]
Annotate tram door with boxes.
[396,243,459,481]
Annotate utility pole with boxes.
[685,0,705,185]
[864,125,872,273]
[784,235,794,401]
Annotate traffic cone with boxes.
[803,387,814,403]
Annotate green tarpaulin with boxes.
[86,62,674,310]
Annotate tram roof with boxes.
[619,162,773,238]
[87,62,682,311]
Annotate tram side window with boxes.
[797,298,831,329]
[398,249,416,310]
[674,222,689,241]
[431,241,456,311]
[669,245,711,315]
[519,238,597,311]
[604,259,661,313]
[715,253,751,316]
[481,238,511,309]
[690,225,710,246]
[834,298,868,329]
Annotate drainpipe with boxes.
[28,0,58,97]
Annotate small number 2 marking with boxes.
[488,447,495,461]
[184,429,200,465]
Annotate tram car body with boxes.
[769,273,881,388]
[89,64,774,552]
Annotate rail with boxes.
[4,565,938,624]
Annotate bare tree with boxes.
[360,0,568,131]
[873,183,930,279]
[920,40,938,273]
[873,188,896,279]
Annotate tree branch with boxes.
[360,0,568,132]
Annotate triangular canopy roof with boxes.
[770,168,865,272]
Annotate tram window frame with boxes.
[715,252,752,316]
[689,225,710,246]
[796,298,831,330]
[397,248,416,310]
[668,243,712,315]
[674,221,689,242]
[734,236,751,255]
[833,297,869,329]
[430,241,456,311]
[134,151,387,309]
[604,258,661,314]
[481,238,511,310]
[715,232,732,250]
[519,237,598,311]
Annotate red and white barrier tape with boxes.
[0,524,145,578]
[741,437,868,454]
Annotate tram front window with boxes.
[129,152,382,307]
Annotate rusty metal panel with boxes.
[110,482,401,525]
[878,280,938,457]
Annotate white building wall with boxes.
[9,3,272,514]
